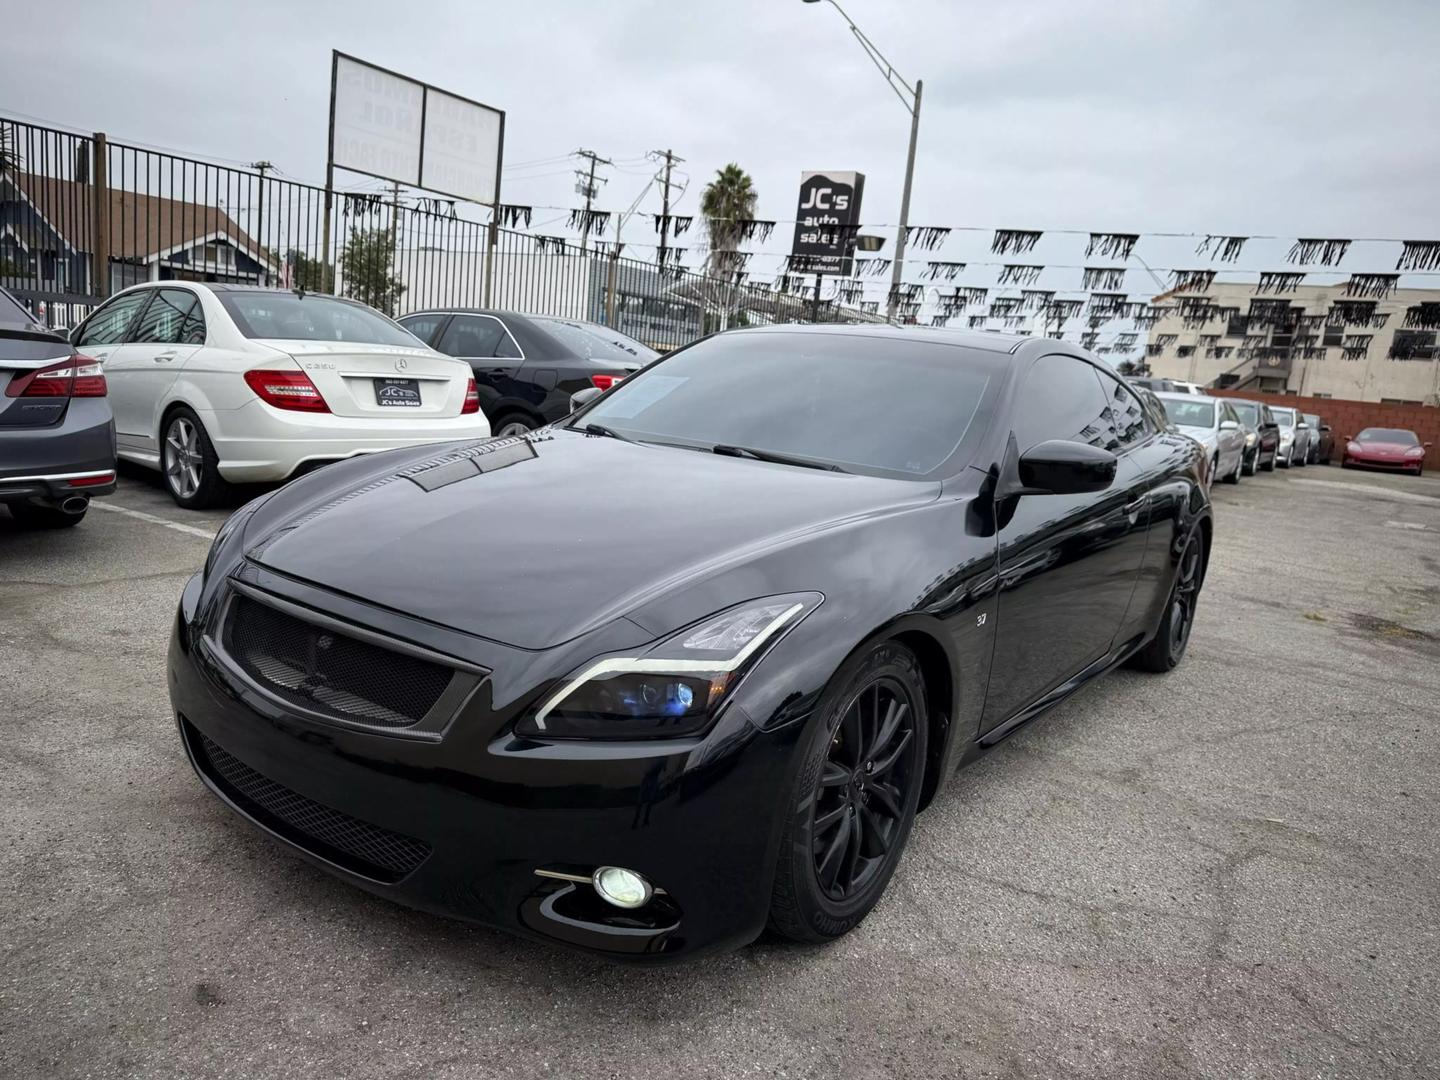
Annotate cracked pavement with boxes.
[2,463,1438,1079]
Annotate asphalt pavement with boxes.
[2,460,1438,1079]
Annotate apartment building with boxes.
[1142,280,1440,404]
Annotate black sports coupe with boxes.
[169,326,1211,961]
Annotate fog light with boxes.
[592,866,652,909]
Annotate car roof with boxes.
[724,323,1032,355]
[1155,390,1223,403]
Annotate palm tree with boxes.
[700,164,756,280]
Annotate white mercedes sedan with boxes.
[70,284,488,508]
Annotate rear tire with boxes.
[1261,450,1276,473]
[7,501,87,528]
[1223,455,1241,484]
[161,407,232,510]
[768,641,928,944]
[1130,526,1205,673]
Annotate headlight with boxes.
[202,495,270,580]
[518,593,822,739]
[1348,442,1362,453]
[1245,432,1257,446]
[1406,446,1425,457]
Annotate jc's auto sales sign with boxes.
[790,171,865,276]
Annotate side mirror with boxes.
[568,385,603,413]
[1219,419,1239,431]
[1017,440,1117,495]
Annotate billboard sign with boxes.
[328,52,503,206]
[790,171,865,276]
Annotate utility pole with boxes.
[573,149,611,254]
[651,148,684,271]
[801,0,922,324]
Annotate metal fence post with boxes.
[604,247,620,326]
[483,218,497,308]
[90,132,109,298]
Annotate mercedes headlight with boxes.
[518,593,822,739]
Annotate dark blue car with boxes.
[0,287,116,527]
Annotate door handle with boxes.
[1123,495,1148,516]
[154,352,178,362]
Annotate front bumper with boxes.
[167,570,804,962]
[1344,453,1424,472]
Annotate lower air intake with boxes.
[188,722,431,883]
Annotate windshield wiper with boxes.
[710,444,845,472]
[581,423,634,443]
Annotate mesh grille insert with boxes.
[189,724,430,882]
[226,594,452,728]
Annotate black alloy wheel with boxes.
[811,677,916,902]
[1131,527,1204,672]
[769,642,928,943]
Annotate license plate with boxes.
[375,378,421,407]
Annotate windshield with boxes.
[531,317,658,363]
[1271,407,1296,427]
[217,292,420,346]
[1231,401,1260,425]
[573,331,1002,478]
[1159,398,1215,428]
[1357,427,1419,445]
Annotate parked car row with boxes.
[1,283,659,517]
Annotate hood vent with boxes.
[405,436,537,492]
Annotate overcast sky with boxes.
[4,0,1439,291]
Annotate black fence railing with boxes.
[0,115,885,349]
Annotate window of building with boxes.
[1177,345,1195,358]
[1390,330,1436,361]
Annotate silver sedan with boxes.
[1154,392,1248,488]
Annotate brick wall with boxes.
[1210,389,1438,465]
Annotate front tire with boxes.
[1130,526,1205,673]
[1261,449,1276,473]
[162,408,232,510]
[1223,454,1241,484]
[768,641,928,944]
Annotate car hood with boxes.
[244,430,938,649]
[1352,441,1417,455]
[1175,424,1217,445]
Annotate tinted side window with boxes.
[1095,371,1153,449]
[1013,355,1113,453]
[131,288,203,345]
[398,313,446,347]
[76,291,149,347]
[494,330,522,358]
[438,315,507,357]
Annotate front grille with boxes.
[226,594,451,728]
[188,722,431,883]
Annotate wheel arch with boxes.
[890,626,956,812]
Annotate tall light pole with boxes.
[801,0,922,322]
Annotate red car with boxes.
[1341,427,1430,475]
